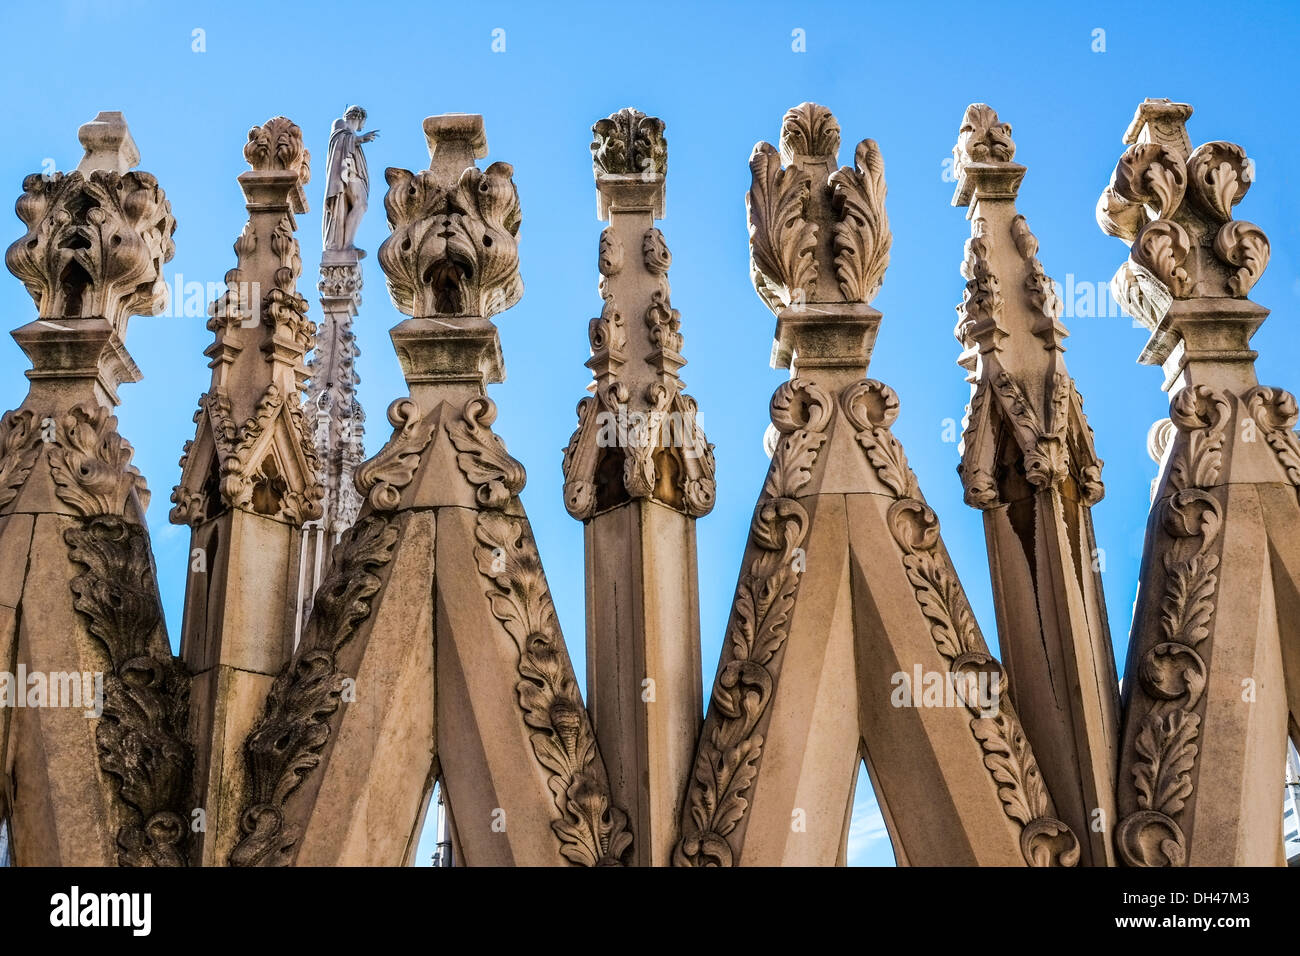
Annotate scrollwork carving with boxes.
[231,514,400,866]
[379,160,523,319]
[447,395,527,509]
[675,379,830,866]
[828,138,890,303]
[840,379,914,498]
[747,142,816,312]
[886,496,1079,866]
[65,515,192,866]
[472,510,633,866]
[591,108,666,178]
[1244,386,1300,485]
[353,397,439,511]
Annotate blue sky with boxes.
[1,0,1296,867]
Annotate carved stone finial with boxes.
[952,104,1023,207]
[76,111,140,174]
[779,102,840,165]
[591,108,666,178]
[591,108,667,220]
[378,114,521,322]
[169,115,322,529]
[243,115,310,215]
[6,115,175,333]
[564,109,713,521]
[1123,98,1194,156]
[746,103,890,372]
[1098,100,1269,368]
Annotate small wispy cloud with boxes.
[846,788,891,866]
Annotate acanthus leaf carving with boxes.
[779,103,840,163]
[1118,404,1225,867]
[379,161,523,319]
[1186,141,1249,222]
[65,515,192,866]
[956,224,1006,354]
[1213,220,1269,297]
[353,397,438,512]
[886,496,1079,866]
[746,142,817,313]
[0,409,41,510]
[1113,143,1187,221]
[828,138,890,303]
[591,108,666,178]
[675,379,830,866]
[642,227,671,276]
[1132,219,1192,298]
[450,393,632,866]
[953,104,1016,176]
[47,403,149,517]
[472,509,633,866]
[1167,385,1231,492]
[1244,386,1300,486]
[840,379,915,498]
[243,115,311,184]
[231,513,400,866]
[5,167,176,328]
[448,395,527,509]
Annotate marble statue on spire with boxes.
[322,105,378,255]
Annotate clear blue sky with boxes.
[2,0,1296,867]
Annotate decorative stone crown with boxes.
[378,114,522,320]
[1098,98,1269,362]
[5,112,175,331]
[746,102,890,315]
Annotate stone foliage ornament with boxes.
[5,97,1297,872]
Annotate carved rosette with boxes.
[886,497,1080,867]
[1116,385,1229,867]
[675,379,832,866]
[451,395,633,866]
[65,515,192,866]
[231,513,400,866]
[378,161,522,318]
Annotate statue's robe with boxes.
[323,119,369,250]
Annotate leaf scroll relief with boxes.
[65,515,193,866]
[230,513,400,866]
[674,379,832,866]
[886,497,1080,867]
[1115,385,1228,868]
[452,395,632,866]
